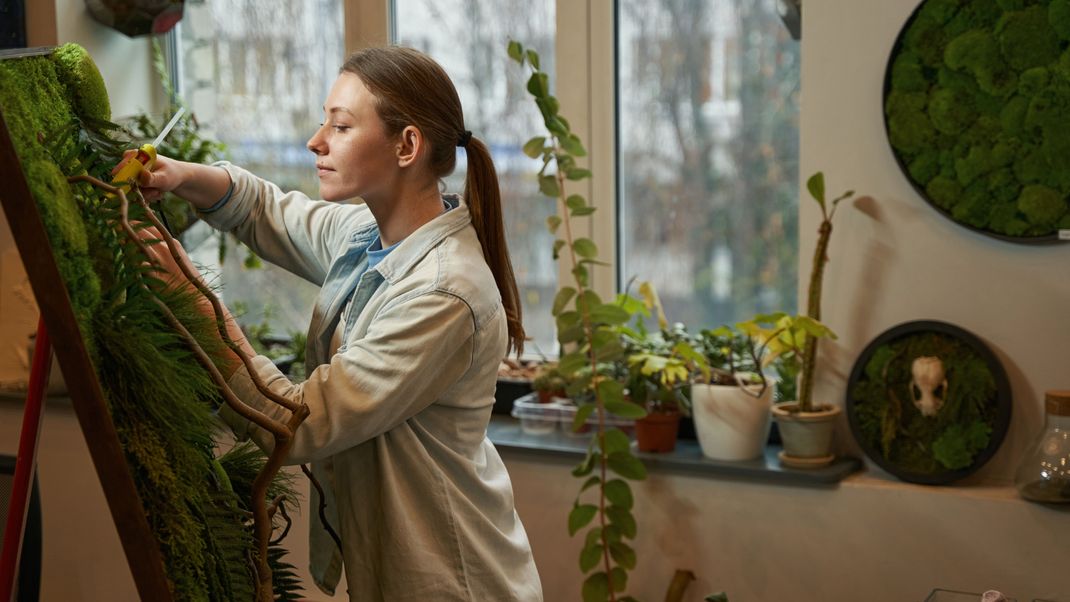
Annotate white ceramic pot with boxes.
[770,402,841,468]
[691,381,773,461]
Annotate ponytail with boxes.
[463,137,525,356]
[341,47,525,355]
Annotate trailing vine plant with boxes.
[509,40,649,602]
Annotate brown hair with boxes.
[341,46,525,356]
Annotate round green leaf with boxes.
[604,399,647,419]
[580,542,603,573]
[604,479,633,510]
[569,503,598,536]
[607,451,647,480]
[582,572,610,602]
[573,237,598,258]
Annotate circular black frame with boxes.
[882,0,1069,245]
[845,320,1012,485]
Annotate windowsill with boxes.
[487,414,863,487]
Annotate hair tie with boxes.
[457,130,472,148]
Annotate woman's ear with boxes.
[396,125,423,168]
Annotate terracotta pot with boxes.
[536,389,564,404]
[635,411,681,453]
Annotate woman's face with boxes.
[307,72,399,202]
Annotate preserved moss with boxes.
[886,0,1070,239]
[851,332,1000,477]
[0,45,301,600]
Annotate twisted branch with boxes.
[301,463,344,552]
[68,174,309,602]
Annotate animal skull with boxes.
[911,356,947,417]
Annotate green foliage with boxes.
[887,0,1070,238]
[1,45,302,600]
[851,333,999,476]
[510,40,649,602]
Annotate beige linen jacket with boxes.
[202,163,542,601]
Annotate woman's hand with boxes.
[138,225,257,379]
[111,151,232,210]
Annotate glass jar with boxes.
[1014,390,1070,503]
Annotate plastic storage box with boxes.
[510,393,636,435]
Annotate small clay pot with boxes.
[635,411,681,453]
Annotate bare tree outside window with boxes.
[618,0,800,330]
[394,0,557,359]
[178,0,345,336]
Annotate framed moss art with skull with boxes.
[884,0,1070,244]
[846,320,1012,484]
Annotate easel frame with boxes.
[0,79,174,600]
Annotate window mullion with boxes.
[556,0,617,302]
[345,0,391,54]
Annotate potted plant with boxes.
[762,171,855,467]
[737,312,838,466]
[688,324,775,462]
[609,282,708,453]
[531,361,567,404]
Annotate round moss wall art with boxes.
[884,0,1070,243]
[846,320,1011,485]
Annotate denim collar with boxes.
[365,194,467,284]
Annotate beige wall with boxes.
[511,0,1070,600]
[2,0,1069,601]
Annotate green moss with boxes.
[1017,184,1068,226]
[24,160,101,318]
[1018,66,1051,95]
[987,166,1021,202]
[51,43,111,122]
[886,91,936,153]
[997,6,1061,70]
[909,150,941,184]
[930,87,977,134]
[889,0,1070,238]
[988,201,1030,234]
[1013,145,1050,183]
[944,30,1018,96]
[954,144,995,186]
[891,51,929,92]
[1050,0,1070,38]
[926,175,963,209]
[946,0,1003,36]
[999,95,1029,134]
[952,180,994,226]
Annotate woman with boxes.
[133,46,542,601]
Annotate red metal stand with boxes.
[0,316,51,602]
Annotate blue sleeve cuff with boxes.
[200,178,235,214]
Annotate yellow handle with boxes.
[108,144,157,195]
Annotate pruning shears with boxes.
[109,106,186,195]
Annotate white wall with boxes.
[801,0,1070,483]
[507,0,1070,600]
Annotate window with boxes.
[393,0,558,358]
[174,0,799,351]
[617,0,800,330]
[177,0,345,336]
